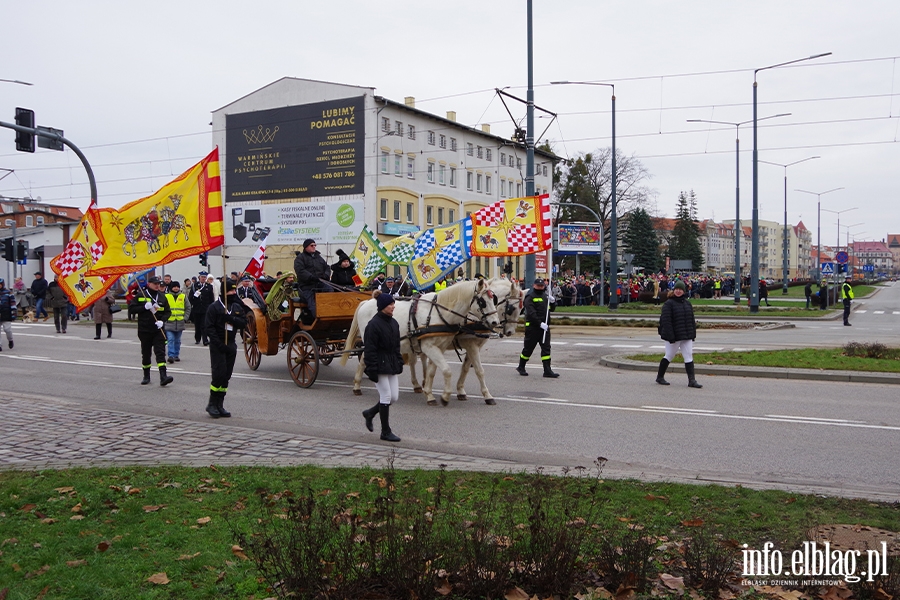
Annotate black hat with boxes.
[376,292,395,312]
[303,238,316,249]
[147,276,162,284]
[336,248,349,259]
[169,281,181,289]
[220,279,236,296]
[386,276,394,282]
[533,278,546,286]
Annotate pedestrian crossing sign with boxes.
[820,262,834,275]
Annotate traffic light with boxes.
[16,240,27,262]
[199,251,208,267]
[15,107,35,153]
[2,238,14,262]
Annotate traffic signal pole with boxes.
[0,120,97,206]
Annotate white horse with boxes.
[340,279,502,405]
[420,278,523,405]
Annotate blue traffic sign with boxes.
[863,264,875,272]
[820,262,834,275]
[835,251,849,264]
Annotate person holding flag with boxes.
[516,278,559,378]
[205,279,247,418]
[129,276,174,386]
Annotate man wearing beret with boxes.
[129,276,174,386]
[293,239,331,323]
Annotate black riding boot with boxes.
[656,358,671,385]
[516,357,529,376]
[159,365,174,387]
[542,359,560,378]
[685,362,703,388]
[362,402,381,432]
[206,392,221,418]
[379,404,401,442]
[215,396,231,418]
[141,367,151,385]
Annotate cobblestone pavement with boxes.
[0,395,558,475]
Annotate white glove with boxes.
[540,322,549,331]
[547,294,555,303]
[144,301,153,311]
[152,303,160,312]
[155,320,164,329]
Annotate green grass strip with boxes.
[628,348,900,372]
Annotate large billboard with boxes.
[225,96,365,202]
[225,200,363,247]
[557,224,602,253]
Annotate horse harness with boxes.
[404,288,500,353]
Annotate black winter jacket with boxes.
[363,311,403,381]
[330,260,357,288]
[523,287,556,328]
[129,287,171,334]
[658,295,697,342]
[188,281,215,317]
[294,250,331,291]
[205,296,248,351]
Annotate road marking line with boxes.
[574,343,605,347]
[894,311,900,315]
[765,414,865,423]
[650,345,666,349]
[643,406,718,413]
[610,344,642,348]
[693,346,724,351]
[730,348,755,352]
[874,311,885,314]
[856,310,867,313]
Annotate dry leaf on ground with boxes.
[142,505,165,513]
[504,587,530,600]
[19,504,36,512]
[660,574,685,591]
[435,578,452,596]
[66,560,86,568]
[96,541,110,552]
[70,515,84,521]
[54,487,74,494]
[681,518,704,527]
[196,517,211,525]
[71,503,82,513]
[147,572,169,585]
[40,518,56,525]
[231,545,249,560]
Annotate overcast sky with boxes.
[2,0,898,245]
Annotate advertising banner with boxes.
[225,96,365,202]
[225,199,364,247]
[557,224,602,253]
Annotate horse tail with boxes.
[340,307,361,366]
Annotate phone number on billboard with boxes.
[311,171,356,180]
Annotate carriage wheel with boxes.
[242,315,261,371]
[318,341,340,366]
[287,330,319,388]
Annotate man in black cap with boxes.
[129,276,174,386]
[516,278,559,378]
[841,275,854,326]
[188,271,214,345]
[236,274,266,307]
[293,239,331,322]
[380,276,398,296]
[330,249,358,288]
[205,279,247,418]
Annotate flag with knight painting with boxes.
[407,219,472,290]
[84,148,223,277]
[50,210,119,311]
[470,194,552,256]
[350,224,390,287]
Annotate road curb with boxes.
[599,353,900,385]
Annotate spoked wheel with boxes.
[242,315,261,371]
[318,341,342,366]
[287,330,319,388]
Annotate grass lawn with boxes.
[627,347,900,372]
[1,465,899,598]
[757,284,877,298]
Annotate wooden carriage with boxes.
[241,290,371,388]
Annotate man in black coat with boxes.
[205,279,247,418]
[293,239,331,321]
[516,278,559,378]
[129,276,174,386]
[188,271,215,345]
[31,272,49,320]
[804,281,814,309]
[656,280,701,388]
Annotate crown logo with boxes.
[243,125,280,145]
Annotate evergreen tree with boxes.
[622,208,662,273]
[669,190,705,270]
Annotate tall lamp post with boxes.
[751,52,831,313]
[688,115,789,303]
[550,80,618,308]
[795,187,844,282]
[759,156,820,294]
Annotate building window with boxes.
[394,154,401,176]
[438,207,444,225]
[427,131,435,145]
[476,145,483,159]
[408,124,416,140]
[4,219,12,226]
[382,117,390,132]
[449,167,457,187]
[486,148,492,161]
[407,156,415,179]
[501,153,506,166]
[466,171,474,191]
[450,138,458,152]
[516,182,522,196]
[476,173,482,193]
[542,165,548,177]
[449,209,455,222]
[439,164,446,185]
[380,198,388,220]
[37,216,44,225]
[439,134,447,149]
[394,201,401,222]
[407,202,414,223]
[26,216,33,227]
[516,157,522,169]
[58,210,67,216]
[426,206,433,225]
[466,142,474,156]
[485,175,492,195]
[427,162,435,183]
[381,151,389,174]
[501,179,507,198]
[395,121,403,136]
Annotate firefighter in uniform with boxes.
[130,276,174,386]
[516,278,559,378]
[841,275,854,326]
[204,279,247,418]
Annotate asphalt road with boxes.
[1,283,897,499]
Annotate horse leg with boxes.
[456,352,471,401]
[421,344,453,406]
[410,353,425,394]
[352,358,365,396]
[467,342,494,405]
[422,360,439,406]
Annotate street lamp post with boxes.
[688,116,789,303]
[550,80,618,308]
[821,206,857,304]
[752,52,831,313]
[795,188,844,282]
[759,157,820,294]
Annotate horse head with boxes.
[469,278,501,331]
[486,278,522,338]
